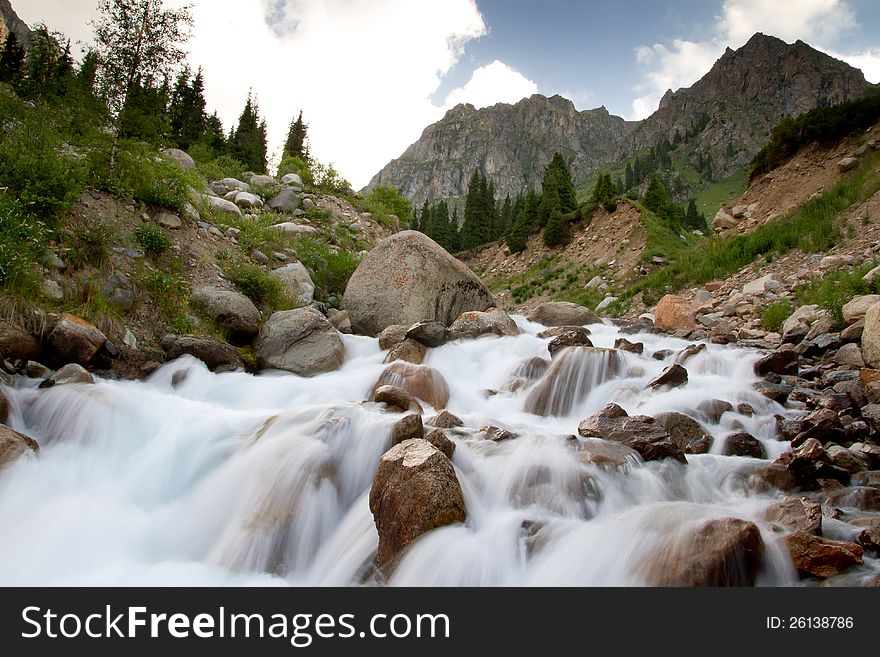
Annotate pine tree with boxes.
[168,67,207,150]
[507,201,528,253]
[0,32,24,86]
[543,207,564,247]
[592,174,617,212]
[448,207,461,252]
[624,161,634,190]
[118,76,169,142]
[228,93,268,172]
[685,199,706,231]
[202,111,226,154]
[283,110,309,161]
[461,169,486,251]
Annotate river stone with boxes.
[526,302,598,327]
[267,187,301,213]
[255,308,345,376]
[405,321,449,348]
[786,531,863,578]
[191,287,261,343]
[281,173,303,187]
[162,335,245,371]
[374,385,424,414]
[614,338,644,354]
[342,231,494,336]
[647,518,764,586]
[547,329,593,356]
[371,362,450,410]
[577,437,640,469]
[391,413,424,444]
[48,363,94,386]
[47,313,107,366]
[369,439,466,572]
[722,432,766,458]
[379,325,409,350]
[763,497,822,535]
[0,424,39,470]
[578,403,686,463]
[654,295,696,332]
[270,262,315,306]
[648,364,688,389]
[384,339,427,365]
[525,348,622,417]
[654,412,709,452]
[448,309,519,340]
[427,410,463,429]
[425,429,456,459]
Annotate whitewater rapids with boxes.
[0,317,837,586]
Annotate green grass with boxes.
[694,171,747,219]
[761,300,794,332]
[223,261,292,310]
[289,237,359,303]
[792,261,878,328]
[0,193,48,296]
[135,224,172,256]
[138,269,194,333]
[619,149,880,305]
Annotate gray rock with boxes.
[204,195,242,218]
[270,262,315,306]
[267,187,301,213]
[47,313,106,365]
[655,412,710,452]
[250,249,269,265]
[342,231,495,336]
[281,173,303,187]
[48,363,94,386]
[162,335,245,371]
[42,279,63,301]
[448,309,519,340]
[154,211,182,229]
[596,296,618,314]
[220,177,250,192]
[162,148,195,170]
[834,343,865,367]
[526,301,599,327]
[328,309,352,334]
[234,191,263,210]
[190,287,261,343]
[255,307,345,376]
[837,157,858,172]
[250,174,275,187]
[42,251,66,270]
[862,303,880,368]
[578,403,686,463]
[273,222,316,236]
[406,320,449,347]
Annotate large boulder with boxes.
[763,497,822,535]
[371,362,449,410]
[342,231,494,336]
[786,531,863,579]
[162,335,245,371]
[448,309,519,340]
[782,304,824,337]
[281,173,304,187]
[0,424,39,470]
[190,287,261,343]
[405,321,449,348]
[267,187,301,213]
[861,303,880,368]
[646,518,764,586]
[369,439,466,571]
[48,363,95,386]
[526,301,598,327]
[255,308,345,376]
[161,148,195,170]
[578,403,686,463]
[47,313,106,365]
[234,191,263,210]
[722,432,766,458]
[712,209,738,231]
[742,274,784,296]
[654,295,696,332]
[270,263,315,306]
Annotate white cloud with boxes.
[442,59,538,110]
[18,0,515,189]
[15,0,98,55]
[630,0,870,119]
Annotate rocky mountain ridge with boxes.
[0,0,31,47]
[368,33,869,206]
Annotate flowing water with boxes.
[0,317,866,586]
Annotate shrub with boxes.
[224,261,286,307]
[761,300,793,333]
[276,156,313,186]
[135,224,172,256]
[140,270,191,327]
[0,114,86,219]
[291,238,358,299]
[66,220,116,267]
[793,263,875,328]
[0,194,47,293]
[191,149,247,184]
[359,184,413,227]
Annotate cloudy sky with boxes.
[17,0,880,188]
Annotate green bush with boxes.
[761,300,794,333]
[135,224,172,256]
[276,156,313,186]
[140,270,191,329]
[0,114,86,219]
[92,142,199,212]
[0,194,47,293]
[359,184,413,227]
[66,220,116,267]
[291,238,358,299]
[792,263,876,328]
[191,149,247,184]
[224,261,288,308]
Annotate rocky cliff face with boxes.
[368,34,869,204]
[0,0,31,48]
[626,33,869,178]
[367,95,635,206]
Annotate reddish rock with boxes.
[0,423,39,470]
[372,362,450,409]
[0,321,41,362]
[391,413,424,444]
[578,404,686,464]
[648,364,688,389]
[763,498,822,535]
[384,339,427,365]
[647,518,764,586]
[425,429,456,459]
[369,439,467,571]
[786,531,863,578]
[47,313,106,366]
[654,295,697,332]
[373,385,424,414]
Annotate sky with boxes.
[16,0,880,189]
